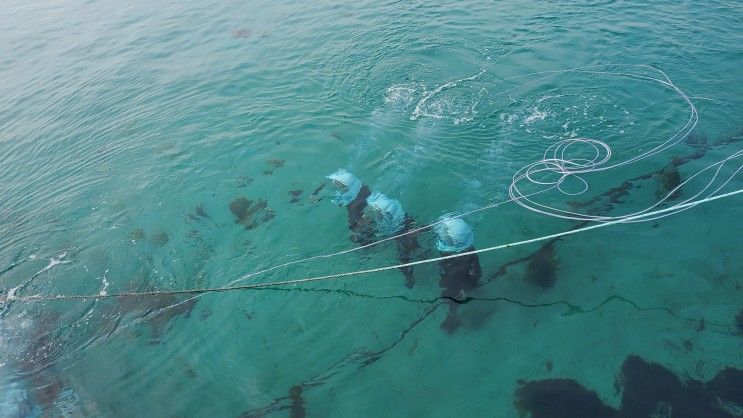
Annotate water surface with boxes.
[1,0,742,416]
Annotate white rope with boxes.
[233,65,718,287]
[5,187,741,302]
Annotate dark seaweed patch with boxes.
[523,240,559,289]
[707,368,743,406]
[119,293,196,343]
[268,159,285,168]
[151,231,169,246]
[515,355,743,418]
[515,378,619,418]
[195,204,210,219]
[620,355,733,418]
[735,308,743,334]
[289,189,303,204]
[129,228,145,241]
[229,197,274,229]
[684,132,709,151]
[310,183,325,197]
[235,176,254,188]
[655,165,682,200]
[696,317,706,332]
[288,385,307,418]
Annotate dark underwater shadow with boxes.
[514,355,743,418]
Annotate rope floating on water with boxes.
[4,188,741,303]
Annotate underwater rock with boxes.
[151,231,169,246]
[229,197,274,229]
[514,378,619,418]
[523,240,559,289]
[515,355,743,418]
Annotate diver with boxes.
[327,169,372,236]
[434,216,482,333]
[327,169,419,288]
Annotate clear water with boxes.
[1,0,742,416]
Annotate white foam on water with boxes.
[99,270,110,297]
[384,84,418,107]
[500,113,519,125]
[37,252,71,275]
[523,106,549,125]
[410,69,485,121]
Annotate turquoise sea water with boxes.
[1,0,742,416]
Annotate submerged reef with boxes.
[523,240,559,289]
[514,355,743,418]
[229,197,275,229]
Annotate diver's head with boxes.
[434,216,474,253]
[327,169,363,206]
[364,192,405,236]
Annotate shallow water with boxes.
[1,0,742,417]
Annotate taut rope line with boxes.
[5,188,741,303]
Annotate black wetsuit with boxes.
[345,185,419,286]
[438,247,482,332]
[346,184,372,236]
